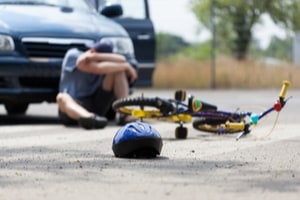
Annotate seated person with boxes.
[56,41,137,129]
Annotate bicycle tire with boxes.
[112,96,175,118]
[193,116,241,134]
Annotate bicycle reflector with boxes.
[274,101,282,112]
[250,113,259,125]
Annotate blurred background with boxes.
[148,0,300,89]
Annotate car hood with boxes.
[0,5,128,38]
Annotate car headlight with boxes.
[0,35,14,51]
[100,37,134,56]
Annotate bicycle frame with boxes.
[131,96,217,123]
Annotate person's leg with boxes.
[101,72,136,125]
[102,71,129,98]
[92,87,115,116]
[92,73,121,119]
[56,93,107,129]
[56,93,94,120]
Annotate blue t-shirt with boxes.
[59,48,102,99]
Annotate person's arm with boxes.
[76,50,137,83]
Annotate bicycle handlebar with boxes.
[279,80,291,100]
[233,80,291,140]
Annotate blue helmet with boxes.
[112,122,163,158]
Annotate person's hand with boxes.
[81,50,95,64]
[125,64,138,83]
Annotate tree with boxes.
[191,0,300,60]
[156,32,190,60]
[264,36,293,61]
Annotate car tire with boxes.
[4,103,29,115]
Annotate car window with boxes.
[99,0,146,19]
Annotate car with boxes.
[0,0,155,115]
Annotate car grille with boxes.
[19,77,59,89]
[22,38,94,58]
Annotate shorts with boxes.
[59,87,115,126]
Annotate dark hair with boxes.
[92,41,113,53]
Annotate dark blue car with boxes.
[0,0,155,115]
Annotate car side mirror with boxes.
[100,4,123,18]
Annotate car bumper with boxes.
[0,57,62,103]
[0,57,62,77]
[0,88,57,103]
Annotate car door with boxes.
[97,0,156,86]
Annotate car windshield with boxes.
[0,0,92,10]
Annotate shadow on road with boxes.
[0,114,60,125]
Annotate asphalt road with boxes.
[0,88,299,200]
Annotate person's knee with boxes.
[56,93,63,102]
[56,93,70,102]
[56,93,71,110]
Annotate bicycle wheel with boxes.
[192,113,242,134]
[112,97,175,118]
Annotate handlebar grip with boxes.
[279,80,291,99]
[225,121,245,131]
[174,90,186,101]
[190,98,217,112]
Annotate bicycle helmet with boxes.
[112,122,163,158]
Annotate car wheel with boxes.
[4,103,29,115]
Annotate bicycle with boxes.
[112,81,291,140]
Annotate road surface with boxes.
[0,88,299,200]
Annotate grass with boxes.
[152,57,300,89]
